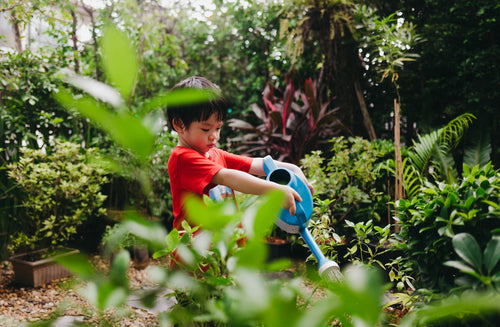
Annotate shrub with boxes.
[301,136,393,230]
[395,163,500,293]
[7,140,108,253]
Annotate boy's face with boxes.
[175,113,223,155]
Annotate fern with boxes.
[463,130,491,168]
[438,113,476,150]
[404,113,476,197]
[409,130,439,176]
[402,158,422,198]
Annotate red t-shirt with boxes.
[168,146,253,229]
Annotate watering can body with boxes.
[262,155,313,234]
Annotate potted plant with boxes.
[7,139,108,286]
[100,223,149,270]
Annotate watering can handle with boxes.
[296,202,308,227]
[263,155,277,176]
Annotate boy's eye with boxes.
[201,129,209,132]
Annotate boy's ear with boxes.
[172,118,185,132]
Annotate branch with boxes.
[0,3,20,13]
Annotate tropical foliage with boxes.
[228,72,345,164]
[395,163,500,292]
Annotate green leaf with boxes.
[57,69,124,108]
[109,250,130,287]
[142,88,220,113]
[54,87,155,161]
[100,25,138,100]
[185,197,236,231]
[121,213,167,251]
[234,241,267,269]
[165,228,180,251]
[483,236,500,275]
[452,233,483,271]
[443,260,477,275]
[400,291,500,327]
[251,190,284,240]
[55,252,95,280]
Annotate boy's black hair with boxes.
[166,76,227,130]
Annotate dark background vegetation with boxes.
[0,0,498,259]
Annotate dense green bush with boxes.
[301,136,394,231]
[7,140,108,253]
[395,163,500,293]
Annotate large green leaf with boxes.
[249,190,284,241]
[55,87,155,161]
[185,196,238,231]
[443,260,481,279]
[400,291,500,327]
[483,236,500,275]
[100,25,138,100]
[141,88,220,114]
[59,69,124,108]
[463,130,491,168]
[120,213,168,252]
[109,249,130,288]
[452,233,483,272]
[409,129,439,175]
[55,252,95,280]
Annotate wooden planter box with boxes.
[9,248,79,287]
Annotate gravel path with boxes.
[0,255,327,326]
[0,255,161,326]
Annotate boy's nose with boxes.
[210,131,219,140]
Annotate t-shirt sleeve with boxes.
[219,150,253,172]
[176,151,224,195]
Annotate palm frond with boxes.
[438,113,476,150]
[463,130,491,168]
[409,113,476,181]
[431,146,458,184]
[402,157,422,198]
[408,129,439,175]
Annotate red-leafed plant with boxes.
[228,71,348,164]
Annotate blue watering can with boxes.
[263,155,342,282]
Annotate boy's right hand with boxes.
[278,185,302,216]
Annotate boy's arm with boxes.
[249,158,314,195]
[211,168,301,216]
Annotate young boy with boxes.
[167,76,313,231]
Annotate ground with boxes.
[0,255,406,326]
[0,255,160,326]
[0,255,328,326]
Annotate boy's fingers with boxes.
[289,202,296,216]
[292,189,302,202]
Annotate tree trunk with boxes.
[354,80,377,141]
[70,9,80,74]
[393,99,404,232]
[10,10,22,53]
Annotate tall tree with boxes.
[280,0,377,140]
